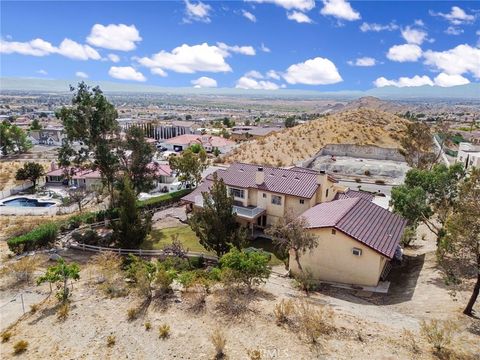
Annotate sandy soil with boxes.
[224,109,408,167]
[1,222,479,360]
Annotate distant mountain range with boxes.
[1,77,479,100]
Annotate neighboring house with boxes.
[28,128,66,146]
[456,142,480,170]
[291,197,406,287]
[161,134,235,154]
[150,163,183,193]
[45,167,102,191]
[182,162,341,233]
[230,126,282,141]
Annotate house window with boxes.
[271,195,282,205]
[326,189,329,198]
[331,229,336,235]
[352,248,362,256]
[299,199,305,204]
[229,188,245,199]
[262,193,267,198]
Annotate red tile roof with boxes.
[301,198,406,259]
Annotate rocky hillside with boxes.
[224,108,409,167]
[338,96,407,114]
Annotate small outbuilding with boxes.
[291,197,406,287]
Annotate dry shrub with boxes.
[30,303,40,314]
[13,340,28,354]
[273,299,294,326]
[2,331,12,343]
[215,287,250,318]
[144,321,152,331]
[247,348,262,360]
[88,252,127,298]
[57,303,70,321]
[107,335,116,347]
[0,255,43,286]
[158,324,170,339]
[187,289,207,313]
[127,307,138,321]
[402,329,421,355]
[295,301,335,344]
[420,319,457,355]
[210,327,227,359]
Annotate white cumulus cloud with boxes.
[360,22,398,32]
[217,42,256,56]
[236,76,280,90]
[283,57,342,85]
[401,26,428,45]
[108,54,120,63]
[75,71,89,79]
[423,44,480,78]
[430,6,475,25]
[245,70,264,79]
[36,69,48,75]
[320,0,360,21]
[348,57,376,67]
[137,43,233,74]
[86,24,141,51]
[109,66,146,82]
[242,10,256,22]
[246,0,315,12]
[266,70,280,80]
[433,73,470,87]
[260,43,271,53]
[374,75,434,88]
[387,44,422,62]
[444,26,464,35]
[191,76,217,88]
[0,38,100,60]
[287,11,313,23]
[184,0,212,23]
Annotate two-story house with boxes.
[182,162,340,234]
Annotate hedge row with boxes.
[7,222,59,254]
[7,188,192,254]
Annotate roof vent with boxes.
[282,174,287,178]
[257,167,263,172]
[294,176,300,181]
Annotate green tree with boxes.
[189,174,246,257]
[220,248,271,291]
[169,148,206,187]
[400,122,436,169]
[113,176,151,248]
[57,82,120,207]
[0,121,32,155]
[15,162,45,189]
[119,126,156,194]
[30,119,42,130]
[391,163,464,240]
[189,143,203,154]
[439,168,480,316]
[284,116,296,128]
[266,211,318,272]
[37,259,80,303]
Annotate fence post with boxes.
[20,293,25,314]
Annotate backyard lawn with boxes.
[142,225,212,254]
[143,226,286,266]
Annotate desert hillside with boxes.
[225,108,409,167]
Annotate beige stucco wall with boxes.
[289,227,386,287]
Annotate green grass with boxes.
[142,225,212,254]
[245,237,286,266]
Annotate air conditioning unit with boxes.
[352,248,362,256]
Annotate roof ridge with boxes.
[335,197,362,225]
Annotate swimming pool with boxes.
[1,197,56,207]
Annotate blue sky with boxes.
[1,1,479,91]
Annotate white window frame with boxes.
[299,199,305,204]
[229,187,245,199]
[352,248,362,256]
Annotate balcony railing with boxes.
[194,195,265,219]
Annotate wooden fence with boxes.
[67,242,218,262]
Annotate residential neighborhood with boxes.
[0,1,479,359]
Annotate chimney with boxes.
[255,167,265,185]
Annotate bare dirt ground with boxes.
[1,220,479,359]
